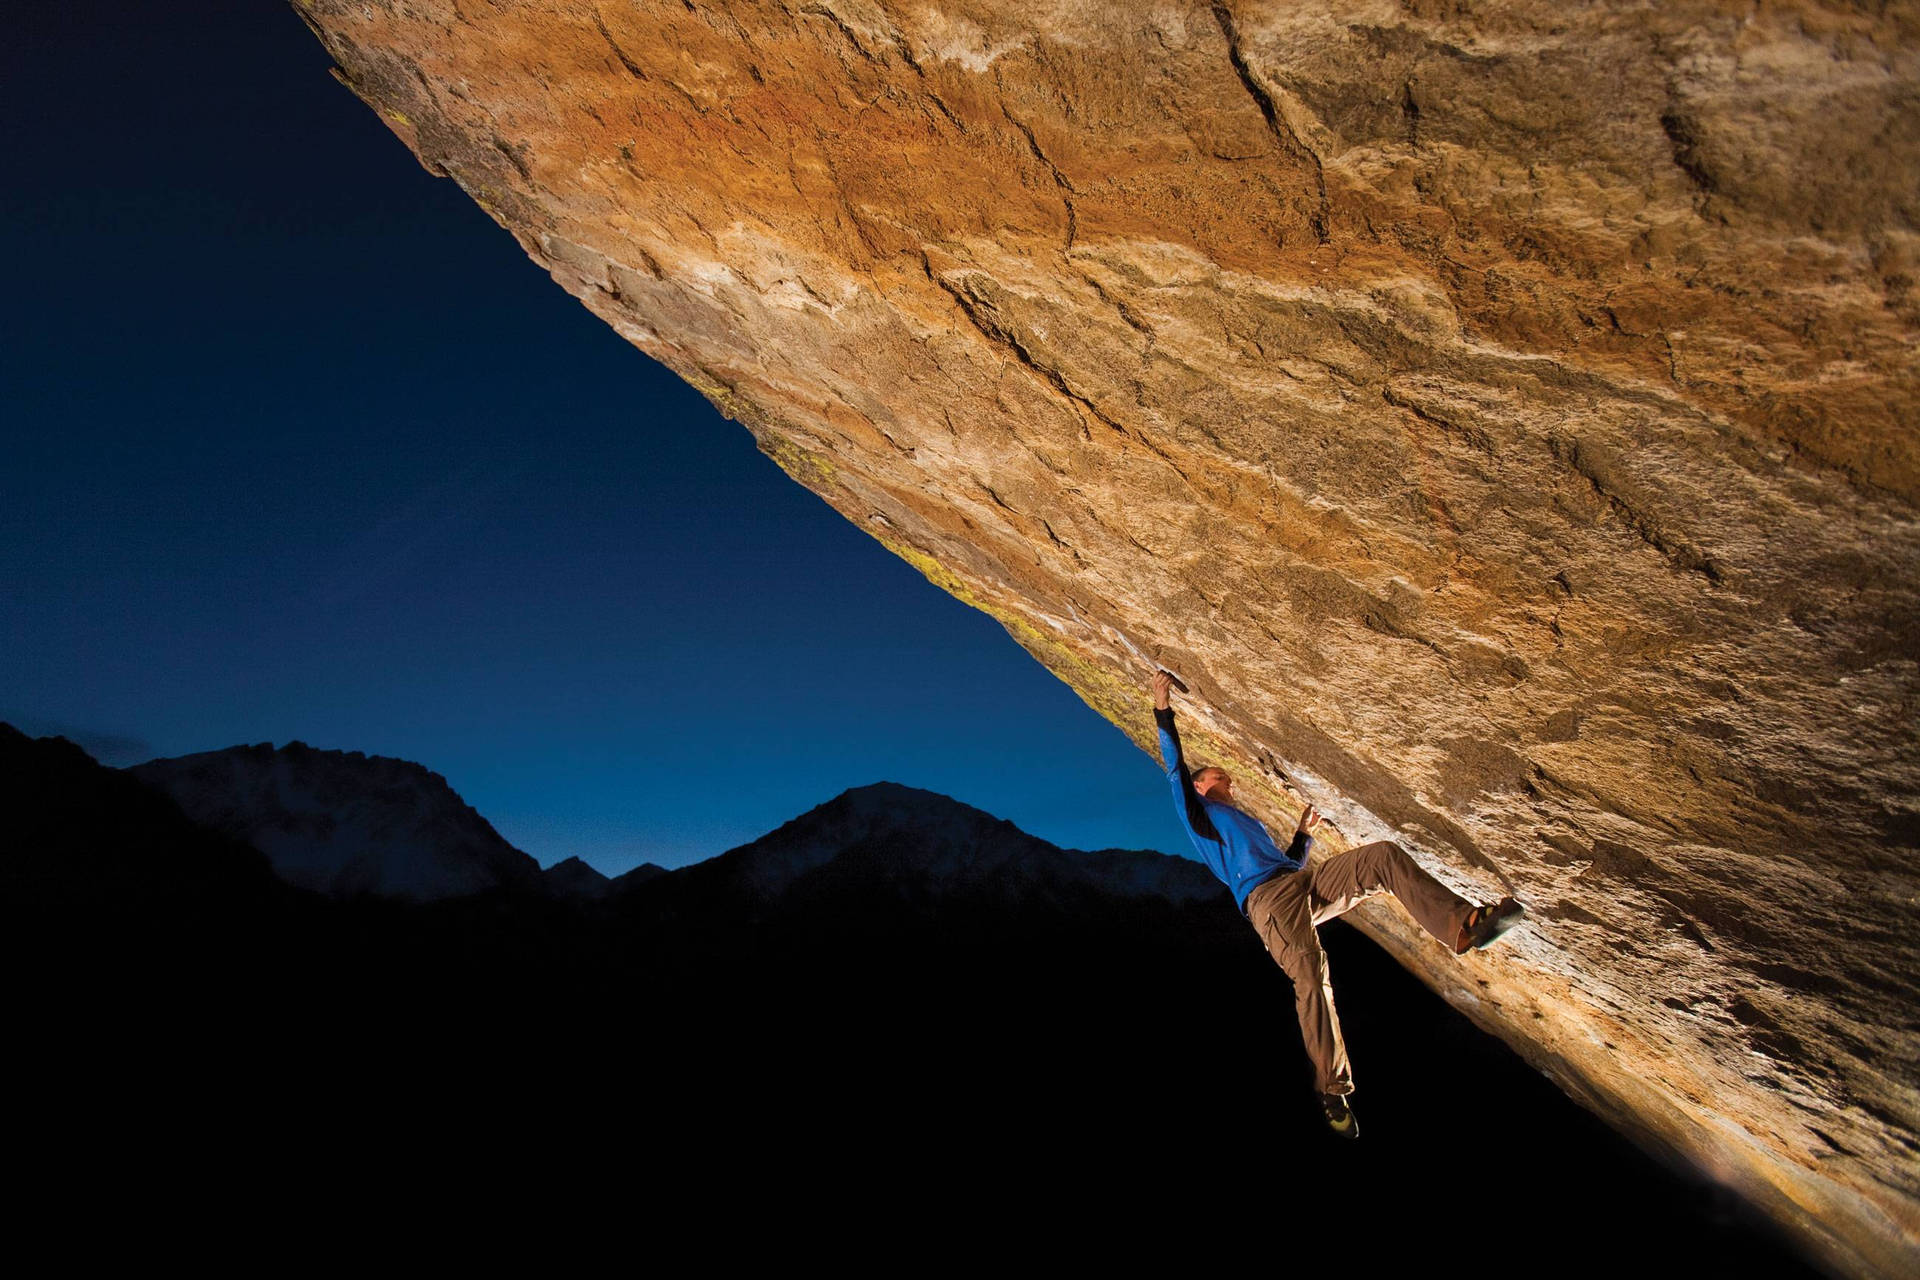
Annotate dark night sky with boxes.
[2,1,1198,873]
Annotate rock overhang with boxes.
[289,3,1919,1273]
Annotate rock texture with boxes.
[290,2,1919,1272]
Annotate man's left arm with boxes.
[1284,804,1322,869]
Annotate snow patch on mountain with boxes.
[130,741,539,901]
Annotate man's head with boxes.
[1191,765,1234,802]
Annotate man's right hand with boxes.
[1295,804,1323,837]
[1151,670,1172,710]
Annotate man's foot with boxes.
[1320,1092,1359,1140]
[1455,896,1526,954]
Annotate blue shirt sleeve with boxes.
[1155,706,1219,846]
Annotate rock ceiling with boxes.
[292,3,1918,1272]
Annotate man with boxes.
[1151,671,1523,1138]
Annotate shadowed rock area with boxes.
[289,3,1919,1272]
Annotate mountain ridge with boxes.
[130,738,544,900]
[0,720,1819,1274]
[654,779,1219,905]
[116,736,1214,909]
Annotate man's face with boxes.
[1195,768,1234,801]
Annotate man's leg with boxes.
[1245,872,1352,1097]
[1308,840,1475,950]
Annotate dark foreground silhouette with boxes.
[2,725,1817,1272]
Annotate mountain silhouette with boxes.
[0,722,1811,1273]
[130,740,542,899]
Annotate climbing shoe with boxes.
[1320,1093,1359,1140]
[1456,896,1526,954]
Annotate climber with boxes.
[1150,670,1524,1139]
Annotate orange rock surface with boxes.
[293,2,1918,1271]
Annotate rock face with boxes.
[291,2,1919,1272]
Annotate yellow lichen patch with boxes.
[1002,623,1147,736]
[755,430,838,490]
[682,371,730,408]
[874,535,975,603]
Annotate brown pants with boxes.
[1244,841,1474,1096]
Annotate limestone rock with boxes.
[290,2,1919,1272]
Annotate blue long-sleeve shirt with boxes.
[1155,706,1310,912]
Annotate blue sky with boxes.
[1,0,1192,872]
